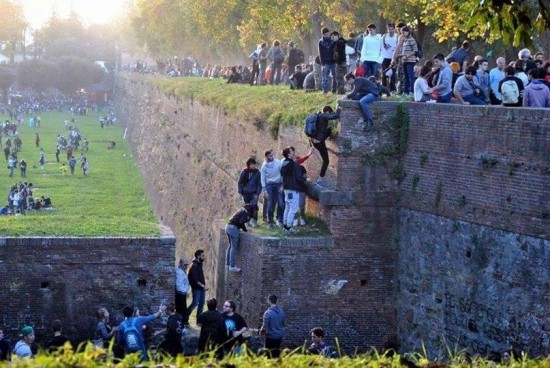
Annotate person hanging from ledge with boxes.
[225,203,258,272]
[344,72,379,131]
[304,105,340,187]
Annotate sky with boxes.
[20,0,128,29]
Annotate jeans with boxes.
[335,62,347,94]
[363,61,380,78]
[242,193,258,220]
[463,94,488,105]
[187,289,205,323]
[403,62,416,94]
[225,224,240,267]
[359,93,379,121]
[321,63,336,93]
[312,140,329,177]
[298,192,306,218]
[437,91,453,103]
[175,290,189,325]
[265,182,284,223]
[265,338,282,358]
[381,58,396,91]
[270,62,283,85]
[283,190,300,227]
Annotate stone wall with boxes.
[0,233,175,344]
[115,75,549,356]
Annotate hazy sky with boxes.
[20,0,127,29]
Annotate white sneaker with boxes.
[316,179,326,187]
[275,220,282,227]
[249,219,257,228]
[299,218,306,226]
[293,219,298,227]
[228,266,242,272]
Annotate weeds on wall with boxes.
[362,104,410,181]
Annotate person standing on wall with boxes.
[175,258,190,328]
[187,249,208,324]
[260,294,286,358]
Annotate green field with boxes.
[0,111,160,236]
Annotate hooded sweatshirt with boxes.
[260,159,283,187]
[263,305,285,340]
[13,340,32,358]
[523,80,550,107]
[280,158,305,192]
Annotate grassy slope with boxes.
[0,111,159,236]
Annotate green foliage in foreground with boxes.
[0,111,159,236]
[3,342,549,368]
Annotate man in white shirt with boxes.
[381,23,398,92]
[360,24,383,79]
[175,259,190,326]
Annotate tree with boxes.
[0,65,16,102]
[17,60,60,92]
[0,0,28,63]
[53,56,104,94]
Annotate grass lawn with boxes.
[0,110,159,237]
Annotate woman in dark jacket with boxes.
[225,204,257,272]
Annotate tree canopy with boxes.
[131,0,549,60]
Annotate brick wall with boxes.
[0,234,175,345]
[115,76,549,356]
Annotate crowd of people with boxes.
[0,251,334,362]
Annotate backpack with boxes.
[304,113,319,138]
[501,80,519,104]
[122,318,142,353]
[274,49,284,63]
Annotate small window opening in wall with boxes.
[360,279,367,286]
[40,281,50,289]
[466,250,472,258]
[137,279,147,287]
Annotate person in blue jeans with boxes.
[187,250,208,324]
[225,204,256,272]
[260,149,284,227]
[318,27,336,93]
[344,72,380,131]
[428,54,453,103]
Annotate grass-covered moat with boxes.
[0,111,159,236]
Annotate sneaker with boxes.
[275,220,283,227]
[299,218,306,226]
[293,219,298,227]
[357,118,365,124]
[316,178,326,187]
[228,266,242,272]
[249,219,257,228]
[363,119,374,132]
[285,227,296,233]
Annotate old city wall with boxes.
[115,76,548,356]
[0,234,175,343]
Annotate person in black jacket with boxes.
[237,157,262,227]
[187,250,208,324]
[197,298,226,358]
[310,106,340,186]
[225,204,257,272]
[331,31,347,94]
[280,147,306,233]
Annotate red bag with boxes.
[355,64,366,77]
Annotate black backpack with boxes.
[304,113,319,138]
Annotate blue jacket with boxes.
[318,37,334,65]
[347,77,380,100]
[237,168,262,196]
[263,305,285,339]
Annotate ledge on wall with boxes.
[305,181,354,206]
